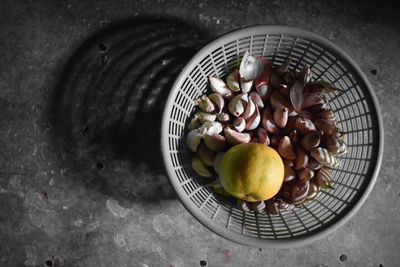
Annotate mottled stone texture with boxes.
[0,0,398,266]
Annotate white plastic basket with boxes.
[161,25,383,248]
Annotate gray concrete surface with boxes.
[0,0,399,266]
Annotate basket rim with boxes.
[161,25,384,248]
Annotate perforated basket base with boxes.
[161,25,383,248]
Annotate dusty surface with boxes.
[0,0,398,266]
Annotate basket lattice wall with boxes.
[161,26,383,248]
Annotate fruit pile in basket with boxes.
[186,51,347,215]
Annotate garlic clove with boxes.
[276,198,295,211]
[226,69,241,92]
[283,116,297,135]
[198,121,223,136]
[242,97,256,119]
[302,91,324,109]
[233,117,246,132]
[204,134,226,152]
[298,167,314,181]
[270,90,293,113]
[265,199,280,215]
[291,180,310,204]
[310,147,337,166]
[322,135,341,154]
[280,180,296,199]
[273,107,289,128]
[318,109,336,123]
[252,201,267,214]
[256,84,271,101]
[249,91,264,108]
[228,93,248,117]
[239,51,266,81]
[289,130,298,145]
[307,158,322,170]
[269,69,281,89]
[197,142,215,167]
[224,126,251,145]
[278,136,296,160]
[289,80,304,113]
[314,119,338,136]
[294,147,309,171]
[254,57,271,87]
[316,168,334,189]
[237,199,252,212]
[284,164,296,182]
[217,112,230,122]
[195,95,216,113]
[195,111,216,123]
[240,79,253,93]
[186,129,202,152]
[294,117,317,135]
[245,106,261,131]
[336,138,347,155]
[261,108,280,134]
[208,93,225,113]
[192,157,213,178]
[188,117,201,131]
[305,181,321,201]
[209,76,233,99]
[257,128,270,145]
[300,131,321,151]
[299,110,315,121]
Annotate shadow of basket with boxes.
[50,17,210,206]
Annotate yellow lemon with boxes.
[219,143,284,202]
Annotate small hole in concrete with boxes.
[101,55,108,65]
[379,264,383,267]
[259,248,262,251]
[339,254,347,262]
[371,69,377,75]
[45,260,53,266]
[199,260,207,266]
[96,162,104,170]
[98,43,109,52]
[81,125,89,136]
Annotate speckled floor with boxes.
[0,0,399,266]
